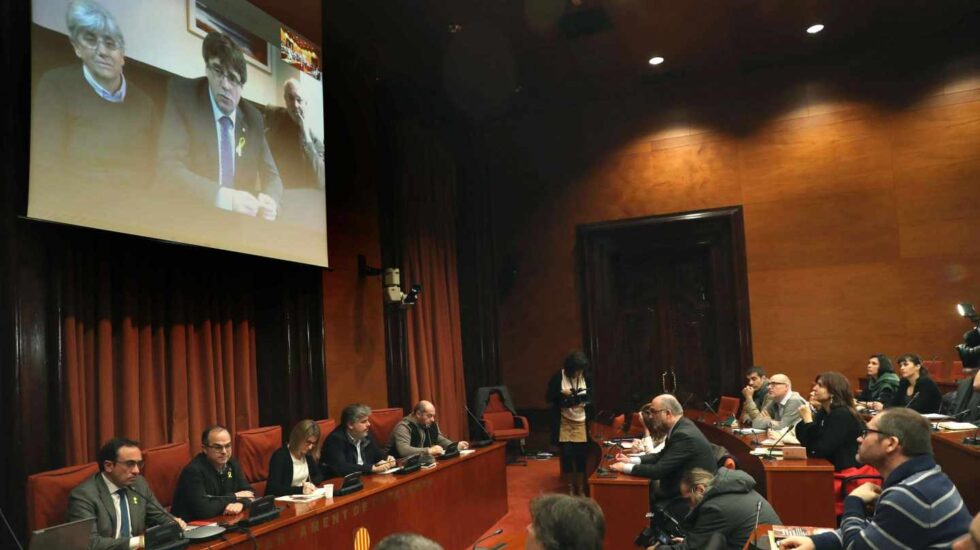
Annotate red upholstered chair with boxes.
[952,361,965,380]
[718,396,740,424]
[142,442,191,509]
[315,419,336,458]
[481,392,530,464]
[625,412,646,437]
[26,462,99,531]
[834,464,882,516]
[367,408,404,451]
[235,425,282,497]
[926,360,949,382]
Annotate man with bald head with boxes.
[264,78,325,190]
[610,394,716,518]
[749,374,807,431]
[388,400,469,461]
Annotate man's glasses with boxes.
[113,460,144,470]
[861,428,895,440]
[206,443,233,452]
[207,64,243,87]
[77,32,122,52]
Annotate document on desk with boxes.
[922,413,951,420]
[275,487,331,502]
[938,421,977,431]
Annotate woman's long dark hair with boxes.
[869,354,894,376]
[816,371,865,427]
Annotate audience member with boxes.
[747,374,806,431]
[654,467,780,550]
[266,419,325,496]
[171,425,255,521]
[740,366,771,424]
[857,354,899,410]
[546,350,596,496]
[67,437,184,549]
[629,403,665,454]
[610,394,717,518]
[374,532,443,550]
[879,353,941,413]
[388,400,468,461]
[526,494,605,550]
[795,372,863,471]
[321,403,395,477]
[780,408,971,550]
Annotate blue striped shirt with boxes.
[812,455,971,550]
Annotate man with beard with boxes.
[387,400,469,462]
[740,366,771,425]
[652,467,780,550]
[263,78,325,190]
[610,394,717,518]
[779,408,970,550]
[321,403,395,477]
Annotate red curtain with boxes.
[398,121,468,440]
[62,245,259,465]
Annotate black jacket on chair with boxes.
[321,426,385,478]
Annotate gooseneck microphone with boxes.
[464,405,495,443]
[764,425,794,461]
[127,484,183,526]
[703,400,720,425]
[472,528,503,550]
[0,507,24,550]
[750,500,763,547]
[127,484,191,549]
[904,392,920,409]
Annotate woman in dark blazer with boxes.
[266,419,325,496]
[546,350,596,496]
[795,371,864,471]
[887,354,942,413]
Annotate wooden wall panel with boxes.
[492,55,980,408]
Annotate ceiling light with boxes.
[648,56,664,66]
[806,24,824,34]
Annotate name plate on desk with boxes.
[782,446,807,460]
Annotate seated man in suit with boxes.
[610,394,717,518]
[67,437,185,550]
[170,425,254,521]
[747,373,807,431]
[322,404,395,477]
[157,31,282,219]
[388,400,469,461]
[740,366,772,425]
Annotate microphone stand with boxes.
[127,485,191,549]
[464,405,495,445]
[0,507,24,550]
[763,424,794,461]
[904,392,920,410]
[749,500,763,547]
[703,399,720,426]
[472,528,504,550]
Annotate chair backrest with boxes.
[26,462,100,531]
[235,425,283,496]
[485,392,508,413]
[367,408,404,450]
[926,360,949,381]
[626,412,646,436]
[142,442,191,509]
[718,396,740,421]
[952,361,965,379]
[315,419,336,451]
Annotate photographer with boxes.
[546,350,596,496]
[652,468,779,550]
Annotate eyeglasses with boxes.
[207,64,243,87]
[206,443,233,452]
[113,460,144,470]
[77,32,122,52]
[769,382,788,387]
[861,428,895,440]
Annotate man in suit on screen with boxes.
[157,31,282,219]
[66,437,184,550]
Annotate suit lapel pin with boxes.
[236,136,246,157]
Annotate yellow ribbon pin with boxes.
[236,136,246,157]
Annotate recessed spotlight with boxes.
[806,24,824,34]
[648,56,664,66]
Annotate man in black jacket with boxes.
[321,404,395,477]
[171,425,254,521]
[611,394,717,518]
[654,468,780,550]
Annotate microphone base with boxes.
[963,436,980,445]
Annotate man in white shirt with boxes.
[67,438,185,550]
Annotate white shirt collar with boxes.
[779,391,798,406]
[209,88,237,125]
[82,65,126,103]
[101,472,123,494]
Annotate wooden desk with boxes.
[932,430,980,515]
[589,415,836,550]
[188,443,508,549]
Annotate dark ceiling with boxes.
[251,0,980,114]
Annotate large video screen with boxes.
[29,0,328,267]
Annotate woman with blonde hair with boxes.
[266,419,325,496]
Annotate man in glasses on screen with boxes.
[263,78,325,191]
[170,425,255,521]
[157,31,282,220]
[31,0,155,196]
[67,437,186,549]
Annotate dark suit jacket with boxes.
[631,417,717,499]
[265,446,325,496]
[157,77,282,206]
[66,473,170,550]
[321,426,385,477]
[170,453,253,521]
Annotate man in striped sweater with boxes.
[780,407,971,550]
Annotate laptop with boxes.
[29,517,94,550]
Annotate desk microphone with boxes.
[0,507,24,550]
[703,400,720,425]
[904,392,920,409]
[681,392,695,410]
[128,484,190,549]
[931,405,979,431]
[764,426,794,461]
[750,500,763,547]
[472,528,503,550]
[464,405,495,445]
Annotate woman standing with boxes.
[886,354,942,413]
[546,351,595,496]
[266,419,325,496]
[859,354,900,410]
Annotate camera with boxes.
[634,509,684,547]
[560,388,590,408]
